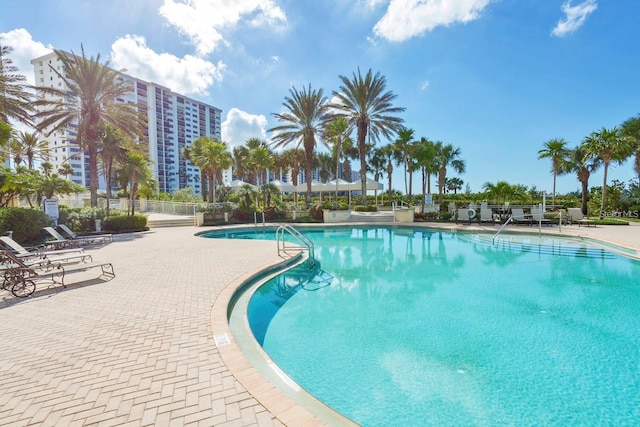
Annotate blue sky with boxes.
[2,0,639,194]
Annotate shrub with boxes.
[103,214,147,232]
[354,205,377,212]
[439,212,453,221]
[59,207,108,232]
[322,201,349,210]
[309,203,324,221]
[0,208,51,244]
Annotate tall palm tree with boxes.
[280,148,306,205]
[8,137,23,168]
[333,68,405,203]
[33,46,143,207]
[116,145,151,215]
[323,117,353,201]
[269,84,331,206]
[538,138,569,208]
[582,127,634,218]
[232,145,250,182]
[561,145,599,215]
[393,126,415,196]
[621,114,640,187]
[368,147,386,204]
[435,143,465,204]
[0,44,33,126]
[13,131,51,169]
[412,137,439,205]
[185,136,232,204]
[98,125,128,214]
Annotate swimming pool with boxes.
[205,226,640,426]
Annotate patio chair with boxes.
[567,208,596,227]
[510,208,531,226]
[57,224,112,245]
[478,208,497,225]
[42,227,81,249]
[0,236,85,260]
[456,208,476,224]
[530,208,552,226]
[1,249,114,298]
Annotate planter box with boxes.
[323,209,351,223]
[394,208,414,223]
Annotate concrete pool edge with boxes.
[209,243,358,427]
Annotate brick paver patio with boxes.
[1,221,638,426]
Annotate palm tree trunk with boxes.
[580,179,589,215]
[552,173,556,209]
[600,162,609,219]
[358,126,367,204]
[89,146,99,207]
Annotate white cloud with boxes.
[372,0,491,42]
[420,80,430,90]
[221,108,269,147]
[551,0,597,37]
[159,0,287,56]
[0,28,53,85]
[110,35,225,96]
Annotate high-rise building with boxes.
[31,51,223,194]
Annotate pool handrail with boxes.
[276,224,315,267]
[492,214,513,244]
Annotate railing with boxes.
[254,211,266,227]
[492,215,513,244]
[276,224,315,267]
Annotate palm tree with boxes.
[411,137,438,207]
[269,84,332,206]
[245,138,273,187]
[13,131,51,169]
[582,127,634,218]
[333,68,405,203]
[447,177,464,194]
[621,114,640,187]
[435,143,465,204]
[561,145,599,215]
[185,136,232,204]
[116,145,151,215]
[33,46,142,207]
[482,181,527,203]
[393,126,415,196]
[323,117,353,201]
[368,147,386,204]
[538,138,569,208]
[0,45,33,126]
[232,145,250,182]
[98,125,128,214]
[57,162,75,178]
[8,137,23,168]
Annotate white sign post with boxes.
[43,196,59,226]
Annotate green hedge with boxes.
[354,205,377,212]
[103,215,147,232]
[0,208,51,244]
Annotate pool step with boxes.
[458,233,616,259]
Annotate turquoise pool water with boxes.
[205,227,640,426]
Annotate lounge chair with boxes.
[510,208,531,226]
[42,227,81,249]
[478,208,496,225]
[57,224,112,245]
[567,208,596,227]
[530,208,552,226]
[0,236,85,259]
[456,208,473,224]
[1,249,114,298]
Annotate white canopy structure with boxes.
[295,180,332,193]
[349,177,384,191]
[222,180,256,192]
[270,179,296,193]
[327,178,353,192]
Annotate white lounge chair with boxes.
[57,224,112,245]
[510,208,531,226]
[530,208,552,226]
[0,236,85,259]
[567,208,596,227]
[478,208,496,225]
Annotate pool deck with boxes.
[1,219,639,427]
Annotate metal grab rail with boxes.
[492,215,513,244]
[276,224,315,267]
